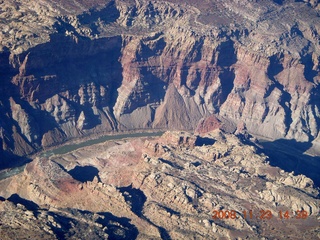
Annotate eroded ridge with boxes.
[0,131,319,239]
[1,0,320,164]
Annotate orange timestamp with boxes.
[212,210,309,220]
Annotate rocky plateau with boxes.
[0,130,319,239]
[0,0,320,239]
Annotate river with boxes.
[0,131,164,181]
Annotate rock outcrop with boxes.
[0,0,320,164]
[1,131,319,239]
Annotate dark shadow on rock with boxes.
[68,166,100,183]
[137,36,167,60]
[218,69,235,107]
[301,53,318,83]
[217,40,237,67]
[158,226,172,240]
[192,161,201,167]
[10,96,66,147]
[118,185,172,239]
[79,1,120,28]
[121,66,167,115]
[78,106,102,129]
[195,137,215,146]
[159,158,184,170]
[47,212,73,239]
[97,212,139,240]
[273,0,284,5]
[0,196,5,201]
[160,205,180,216]
[268,54,284,77]
[54,1,120,37]
[14,32,124,131]
[212,40,236,109]
[118,185,146,217]
[236,133,261,148]
[0,155,30,180]
[259,139,320,187]
[267,54,293,129]
[7,194,39,211]
[0,154,31,171]
[46,208,137,240]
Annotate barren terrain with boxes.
[0,0,320,239]
[0,131,319,239]
[0,0,320,165]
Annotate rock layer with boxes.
[0,131,319,239]
[0,0,320,163]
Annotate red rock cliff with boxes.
[0,0,319,164]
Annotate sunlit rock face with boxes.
[0,0,320,163]
[0,131,319,239]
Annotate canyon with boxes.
[0,0,320,165]
[0,0,320,239]
[1,130,319,239]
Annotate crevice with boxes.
[266,54,293,134]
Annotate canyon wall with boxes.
[0,0,320,165]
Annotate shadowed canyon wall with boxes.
[0,0,320,165]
